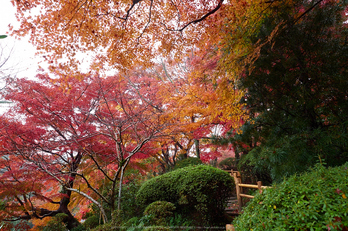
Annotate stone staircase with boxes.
[225,196,239,215]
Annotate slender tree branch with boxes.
[161,0,224,32]
[136,0,153,46]
[65,187,108,223]
[73,172,110,205]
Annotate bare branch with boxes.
[123,74,163,112]
[162,0,224,32]
[65,187,108,223]
[136,0,154,46]
[73,172,110,205]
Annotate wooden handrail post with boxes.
[226,224,235,231]
[233,171,243,212]
[257,181,262,194]
[236,171,242,194]
[227,170,271,222]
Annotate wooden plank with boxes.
[238,183,259,189]
[239,193,255,199]
[238,183,270,189]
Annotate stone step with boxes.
[225,196,239,214]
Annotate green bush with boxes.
[167,213,194,230]
[70,225,86,231]
[173,157,203,170]
[144,201,176,225]
[136,165,233,225]
[82,215,99,229]
[122,214,193,231]
[90,222,116,231]
[86,178,143,230]
[117,179,143,220]
[121,215,154,230]
[122,210,193,230]
[234,163,348,230]
[39,213,69,231]
[218,157,237,170]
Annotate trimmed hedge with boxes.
[144,201,176,225]
[82,215,99,230]
[233,163,348,230]
[136,165,233,225]
[173,157,203,170]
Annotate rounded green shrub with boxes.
[144,201,176,225]
[40,213,69,231]
[82,215,99,229]
[122,215,154,230]
[70,225,86,231]
[136,165,233,225]
[218,157,237,170]
[173,157,203,170]
[234,163,348,230]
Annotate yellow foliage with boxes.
[30,217,53,231]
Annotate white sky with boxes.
[0,1,45,112]
[0,1,42,79]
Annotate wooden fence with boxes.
[231,171,270,211]
[225,170,271,231]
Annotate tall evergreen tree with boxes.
[220,0,348,181]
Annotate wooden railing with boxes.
[231,171,270,211]
[225,170,271,231]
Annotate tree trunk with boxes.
[117,159,130,211]
[58,189,80,229]
[195,139,200,159]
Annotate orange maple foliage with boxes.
[9,0,278,133]
[138,56,246,167]
[11,0,225,73]
[8,0,284,173]
[10,0,273,78]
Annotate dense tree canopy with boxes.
[11,0,226,73]
[9,0,257,125]
[218,0,348,181]
[0,66,232,228]
[1,0,348,228]
[0,72,173,228]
